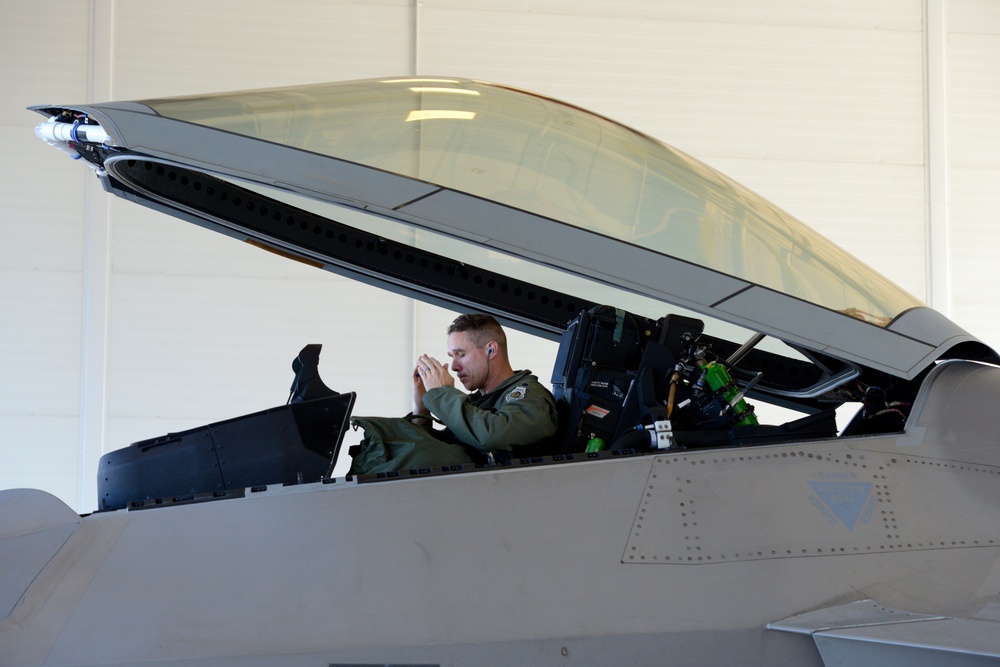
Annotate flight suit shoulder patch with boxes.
[505,383,529,403]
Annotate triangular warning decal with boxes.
[808,480,873,530]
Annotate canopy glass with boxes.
[143,77,922,326]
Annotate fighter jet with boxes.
[5,77,1000,665]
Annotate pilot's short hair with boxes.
[448,313,506,352]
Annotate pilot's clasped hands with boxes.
[415,354,454,391]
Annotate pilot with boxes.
[348,313,559,474]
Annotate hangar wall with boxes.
[1,0,998,511]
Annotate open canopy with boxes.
[143,78,918,324]
[31,77,995,381]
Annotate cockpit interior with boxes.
[96,299,917,513]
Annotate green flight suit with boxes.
[348,370,558,475]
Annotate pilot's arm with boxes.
[422,373,557,453]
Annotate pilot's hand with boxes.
[416,354,454,391]
[412,364,428,414]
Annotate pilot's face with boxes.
[447,330,490,392]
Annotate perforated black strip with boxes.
[107,157,596,337]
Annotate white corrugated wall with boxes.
[1,0,997,511]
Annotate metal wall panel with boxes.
[948,1,1000,345]
[0,0,90,504]
[112,0,415,99]
[424,0,920,30]
[417,1,927,298]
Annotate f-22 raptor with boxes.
[6,77,1000,666]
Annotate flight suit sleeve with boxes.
[423,380,558,454]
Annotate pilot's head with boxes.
[446,314,508,392]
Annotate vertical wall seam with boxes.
[924,0,950,315]
[413,0,421,75]
[410,1,420,380]
[78,0,115,512]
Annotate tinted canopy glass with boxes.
[144,77,922,326]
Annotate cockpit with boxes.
[94,300,916,512]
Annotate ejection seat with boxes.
[546,305,840,455]
[546,306,652,455]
